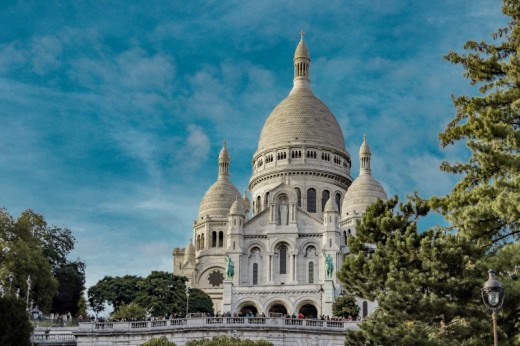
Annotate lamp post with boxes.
[26,275,32,311]
[185,287,190,318]
[481,269,505,346]
[8,272,14,295]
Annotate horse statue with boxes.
[325,254,334,278]
[225,256,235,279]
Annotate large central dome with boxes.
[257,88,346,152]
[256,35,346,154]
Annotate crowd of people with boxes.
[88,311,360,323]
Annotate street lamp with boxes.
[8,272,14,295]
[26,275,32,311]
[185,287,191,318]
[481,269,505,346]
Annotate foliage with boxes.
[337,1,520,344]
[0,208,83,313]
[339,196,493,345]
[87,275,142,312]
[185,336,273,346]
[332,294,359,320]
[432,0,520,247]
[0,296,33,346]
[111,302,147,321]
[483,242,520,344]
[140,337,177,346]
[135,271,187,317]
[187,288,214,315]
[88,272,194,318]
[52,260,86,316]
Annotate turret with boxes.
[227,197,245,252]
[323,198,339,250]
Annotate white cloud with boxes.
[172,124,210,170]
[31,35,63,75]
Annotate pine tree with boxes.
[338,1,520,344]
[338,197,491,345]
[432,0,520,247]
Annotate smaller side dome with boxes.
[324,198,338,213]
[342,135,387,218]
[229,197,246,216]
[198,141,242,219]
[341,175,387,217]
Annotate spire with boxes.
[359,135,372,175]
[243,190,251,213]
[218,140,230,179]
[292,32,311,92]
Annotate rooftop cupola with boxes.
[359,134,372,175]
[218,140,230,178]
[292,32,311,92]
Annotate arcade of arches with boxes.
[236,301,319,318]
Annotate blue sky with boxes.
[0,1,508,292]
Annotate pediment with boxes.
[296,208,323,232]
[244,209,270,228]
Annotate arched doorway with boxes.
[299,304,318,319]
[238,303,258,317]
[268,303,288,317]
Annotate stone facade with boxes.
[173,34,387,318]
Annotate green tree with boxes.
[433,0,520,247]
[185,336,273,346]
[482,242,520,344]
[0,208,83,314]
[52,260,86,316]
[135,271,187,317]
[332,295,360,320]
[0,296,33,346]
[338,197,492,346]
[140,337,177,346]
[188,288,214,315]
[111,302,147,321]
[87,275,142,312]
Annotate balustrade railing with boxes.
[34,334,77,341]
[78,317,356,333]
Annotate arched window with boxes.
[218,231,224,247]
[335,193,341,211]
[201,234,205,249]
[253,263,258,285]
[256,196,261,214]
[308,262,314,283]
[307,188,316,213]
[295,188,301,207]
[322,190,330,212]
[196,235,200,250]
[265,192,270,210]
[279,245,287,274]
[212,231,217,247]
[362,301,368,317]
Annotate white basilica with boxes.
[173,35,387,318]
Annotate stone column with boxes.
[268,253,274,283]
[322,279,335,316]
[222,280,233,314]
